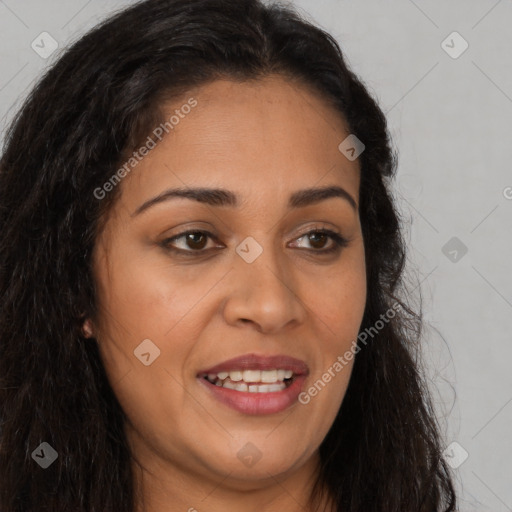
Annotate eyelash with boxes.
[160,228,349,257]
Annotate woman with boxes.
[0,0,457,510]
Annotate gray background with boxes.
[1,1,510,510]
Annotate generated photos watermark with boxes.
[298,301,402,404]
[94,97,197,200]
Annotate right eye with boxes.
[160,230,222,255]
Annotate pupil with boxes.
[309,233,326,249]
[187,232,206,249]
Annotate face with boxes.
[87,76,366,493]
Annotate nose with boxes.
[221,239,306,334]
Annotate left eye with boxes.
[161,229,348,255]
[162,230,218,252]
[291,229,348,252]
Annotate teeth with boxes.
[267,383,286,392]
[229,370,243,382]
[243,369,261,382]
[207,369,294,384]
[234,382,248,392]
[240,382,286,393]
[259,383,286,392]
[204,368,294,392]
[260,370,277,383]
[213,379,286,393]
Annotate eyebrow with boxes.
[131,184,357,216]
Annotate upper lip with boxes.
[197,353,309,377]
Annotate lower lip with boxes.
[198,375,307,415]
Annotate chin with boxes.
[195,437,312,482]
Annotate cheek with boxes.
[94,249,205,338]
[308,244,367,339]
[302,246,366,408]
[93,249,229,397]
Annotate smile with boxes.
[197,354,309,415]
[203,369,295,392]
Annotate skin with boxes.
[84,75,366,512]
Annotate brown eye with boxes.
[161,228,348,258]
[307,232,329,250]
[183,232,208,250]
[161,230,218,254]
[292,229,348,254]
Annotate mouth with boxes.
[196,353,309,415]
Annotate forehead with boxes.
[116,75,360,214]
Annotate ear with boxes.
[81,318,95,339]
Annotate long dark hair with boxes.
[0,0,457,510]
